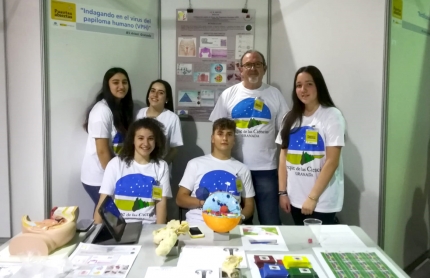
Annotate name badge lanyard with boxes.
[236,173,243,193]
[152,163,162,200]
[252,97,264,118]
[223,169,243,194]
[305,125,318,145]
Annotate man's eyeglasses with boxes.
[241,62,265,70]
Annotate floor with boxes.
[410,259,430,278]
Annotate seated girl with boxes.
[94,118,172,224]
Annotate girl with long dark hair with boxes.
[276,66,346,225]
[81,68,134,206]
[136,79,183,164]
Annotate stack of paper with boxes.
[145,267,219,278]
[177,246,247,268]
[66,243,141,278]
[0,263,21,276]
[318,225,366,248]
[240,226,289,251]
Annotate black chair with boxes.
[178,207,189,221]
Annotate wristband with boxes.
[308,195,318,201]
[278,190,288,196]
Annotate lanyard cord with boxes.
[152,161,160,186]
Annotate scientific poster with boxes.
[175,9,255,121]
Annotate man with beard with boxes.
[209,50,289,225]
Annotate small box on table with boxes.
[282,255,311,269]
[261,263,289,278]
[254,255,276,269]
[288,267,318,277]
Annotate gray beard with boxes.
[248,76,259,84]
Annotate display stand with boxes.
[214,232,230,241]
[219,268,242,278]
[167,240,180,256]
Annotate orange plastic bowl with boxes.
[203,213,240,233]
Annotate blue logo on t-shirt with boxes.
[112,132,124,154]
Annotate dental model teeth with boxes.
[222,255,243,278]
[153,220,189,256]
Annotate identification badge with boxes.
[152,181,162,200]
[236,177,243,192]
[305,130,318,145]
[254,98,264,112]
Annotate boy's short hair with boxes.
[212,118,236,134]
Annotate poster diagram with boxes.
[242,226,279,236]
[175,9,255,121]
[178,37,197,57]
[236,35,254,59]
[177,64,193,75]
[239,226,288,251]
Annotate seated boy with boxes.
[176,118,255,224]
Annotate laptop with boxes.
[85,196,142,245]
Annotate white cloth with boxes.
[99,157,172,224]
[275,105,345,212]
[179,154,255,224]
[81,100,124,186]
[209,82,289,170]
[136,108,183,157]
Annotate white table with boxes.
[0,225,409,277]
[127,224,409,277]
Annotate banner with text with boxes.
[392,0,430,37]
[50,0,154,39]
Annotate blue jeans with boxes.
[82,183,101,208]
[248,169,281,225]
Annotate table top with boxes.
[127,224,409,277]
[0,224,409,277]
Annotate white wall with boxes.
[0,0,11,238]
[271,0,386,241]
[5,0,45,235]
[47,0,160,220]
[161,0,269,221]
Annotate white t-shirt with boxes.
[81,100,125,186]
[209,82,289,170]
[135,108,183,156]
[179,154,255,224]
[275,105,345,213]
[99,157,172,224]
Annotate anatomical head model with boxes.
[9,206,79,256]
